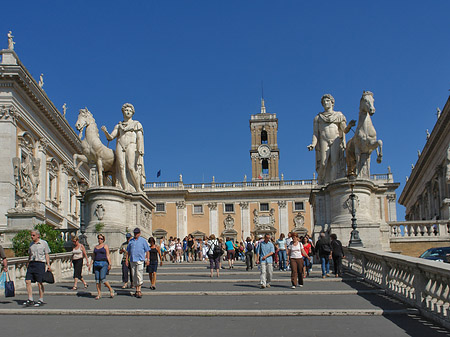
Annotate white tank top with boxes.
[289,242,304,259]
[72,246,83,260]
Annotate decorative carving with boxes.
[12,154,41,209]
[208,202,217,210]
[38,138,49,153]
[253,208,276,231]
[62,103,67,117]
[0,105,17,123]
[94,204,105,220]
[18,132,35,153]
[224,214,235,230]
[38,74,44,88]
[8,31,15,50]
[387,194,396,202]
[277,200,287,208]
[346,91,383,178]
[61,162,70,175]
[239,201,249,209]
[176,201,186,209]
[293,213,305,229]
[141,207,151,228]
[74,107,115,187]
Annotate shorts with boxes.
[227,250,235,260]
[93,260,109,283]
[25,261,45,283]
[146,262,158,273]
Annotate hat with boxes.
[133,227,141,234]
[126,233,132,238]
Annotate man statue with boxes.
[307,94,355,185]
[101,103,146,193]
[8,31,15,50]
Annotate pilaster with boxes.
[278,200,288,235]
[208,202,218,236]
[239,202,250,239]
[176,201,187,238]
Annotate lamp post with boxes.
[348,174,363,247]
[77,180,89,249]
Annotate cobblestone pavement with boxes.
[1,260,449,336]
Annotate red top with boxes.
[302,243,311,257]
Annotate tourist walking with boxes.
[277,233,287,271]
[244,237,254,271]
[119,233,133,288]
[301,236,312,277]
[288,233,308,288]
[71,236,90,290]
[147,237,162,290]
[24,229,51,307]
[255,234,275,289]
[225,237,235,269]
[126,228,150,298]
[207,234,221,277]
[187,234,195,262]
[176,238,183,263]
[93,234,114,300]
[316,232,332,278]
[330,233,345,277]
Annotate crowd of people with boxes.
[0,228,345,307]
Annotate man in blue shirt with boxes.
[256,234,275,289]
[126,228,149,298]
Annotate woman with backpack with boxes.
[207,234,221,277]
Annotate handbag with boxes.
[43,270,55,284]
[5,272,14,297]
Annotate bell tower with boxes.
[250,98,279,180]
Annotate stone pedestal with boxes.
[83,187,154,248]
[310,178,390,250]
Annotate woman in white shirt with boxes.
[287,232,308,289]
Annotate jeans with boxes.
[320,256,330,276]
[245,251,254,269]
[260,262,273,286]
[278,250,287,270]
[93,261,108,283]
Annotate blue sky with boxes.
[3,1,450,219]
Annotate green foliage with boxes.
[95,222,105,233]
[12,223,65,257]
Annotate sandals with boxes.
[136,291,142,298]
[110,292,115,298]
[84,284,89,289]
[71,287,77,290]
[95,295,101,300]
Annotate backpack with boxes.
[246,242,253,252]
[321,241,331,254]
[213,241,224,257]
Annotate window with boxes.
[193,204,203,214]
[261,130,268,144]
[294,201,304,211]
[262,159,269,175]
[260,203,269,212]
[224,203,234,213]
[156,203,166,212]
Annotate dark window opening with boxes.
[261,130,268,144]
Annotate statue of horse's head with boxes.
[360,91,375,115]
[75,107,95,132]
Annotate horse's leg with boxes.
[376,139,383,163]
[97,159,104,186]
[74,154,88,171]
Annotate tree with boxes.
[12,223,66,257]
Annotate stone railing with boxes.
[343,247,450,330]
[388,220,450,242]
[2,248,120,291]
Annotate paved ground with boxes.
[1,260,449,336]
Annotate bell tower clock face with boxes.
[258,144,271,158]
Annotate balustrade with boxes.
[388,220,450,241]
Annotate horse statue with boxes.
[346,91,383,178]
[73,108,115,186]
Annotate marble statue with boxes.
[38,73,44,88]
[62,103,67,117]
[102,103,146,193]
[74,108,116,186]
[307,94,355,184]
[346,91,383,178]
[7,31,15,50]
[12,154,41,208]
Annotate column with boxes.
[60,162,70,228]
[37,139,48,212]
[208,202,218,236]
[176,201,187,238]
[278,201,288,235]
[0,106,18,228]
[239,202,250,239]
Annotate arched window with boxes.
[262,159,269,176]
[261,130,268,144]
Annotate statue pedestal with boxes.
[83,187,154,248]
[310,178,390,250]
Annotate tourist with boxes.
[277,233,287,271]
[255,234,275,289]
[225,237,235,269]
[244,237,254,271]
[23,229,51,307]
[218,238,226,269]
[176,238,183,263]
[330,233,345,277]
[202,237,209,261]
[238,242,245,261]
[187,234,195,262]
[147,237,162,290]
[316,232,332,278]
[301,236,312,277]
[160,238,168,261]
[182,237,188,262]
[126,228,150,298]
[119,233,133,288]
[169,238,176,263]
[287,233,308,289]
[93,234,114,300]
[0,244,7,272]
[207,234,220,277]
[71,236,90,290]
[285,232,293,271]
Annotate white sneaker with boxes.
[291,285,296,289]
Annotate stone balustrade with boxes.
[388,220,450,242]
[2,248,120,291]
[343,247,450,330]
